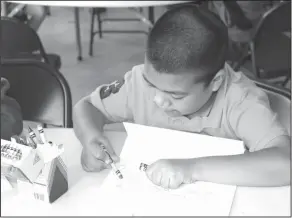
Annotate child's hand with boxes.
[81,135,119,172]
[145,159,194,189]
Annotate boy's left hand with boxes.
[145,159,194,189]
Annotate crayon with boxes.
[101,144,123,179]
[28,127,38,148]
[139,163,148,172]
[37,125,47,144]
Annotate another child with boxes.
[73,5,290,189]
[208,1,277,61]
[1,78,23,140]
[1,2,46,31]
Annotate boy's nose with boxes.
[154,94,170,109]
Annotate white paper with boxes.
[99,123,245,216]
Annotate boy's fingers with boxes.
[153,172,163,186]
[98,137,120,163]
[145,162,156,180]
[160,176,170,189]
[81,148,107,172]
[88,142,107,161]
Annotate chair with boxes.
[253,78,291,133]
[233,1,291,87]
[0,17,62,70]
[1,59,73,128]
[88,7,154,56]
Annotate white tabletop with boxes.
[6,1,188,8]
[1,125,290,216]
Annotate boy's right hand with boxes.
[81,135,119,172]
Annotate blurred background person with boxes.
[1,1,46,31]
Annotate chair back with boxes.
[254,79,291,133]
[253,1,291,41]
[0,17,49,63]
[1,59,73,128]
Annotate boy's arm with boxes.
[73,71,134,147]
[191,94,290,187]
[191,135,290,187]
[73,96,112,147]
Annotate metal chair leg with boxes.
[97,12,103,38]
[250,41,259,78]
[45,6,51,16]
[89,9,95,56]
[74,7,83,61]
[148,6,155,30]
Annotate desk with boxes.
[6,1,188,61]
[7,1,188,8]
[1,126,290,216]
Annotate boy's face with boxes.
[144,60,223,117]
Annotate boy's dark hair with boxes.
[146,5,228,86]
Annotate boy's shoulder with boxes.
[224,65,269,108]
[123,64,146,91]
[123,64,144,81]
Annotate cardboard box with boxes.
[1,136,68,204]
[1,139,44,183]
[18,156,68,203]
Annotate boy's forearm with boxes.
[73,97,110,147]
[190,145,290,187]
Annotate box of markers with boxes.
[17,156,68,203]
[1,138,44,183]
[1,126,68,203]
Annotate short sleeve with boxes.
[228,90,289,152]
[89,70,134,123]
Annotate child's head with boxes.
[144,5,228,117]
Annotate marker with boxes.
[1,144,7,152]
[15,149,22,160]
[139,163,148,172]
[26,136,36,149]
[28,126,38,148]
[10,136,17,144]
[19,137,28,146]
[101,145,123,179]
[37,125,47,144]
[12,148,18,160]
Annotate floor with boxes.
[38,6,167,105]
[38,6,290,107]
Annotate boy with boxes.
[73,5,290,189]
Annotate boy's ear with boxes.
[211,70,225,92]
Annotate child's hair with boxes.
[146,5,228,86]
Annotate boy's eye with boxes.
[171,95,185,100]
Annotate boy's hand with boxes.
[145,159,194,189]
[81,135,119,172]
